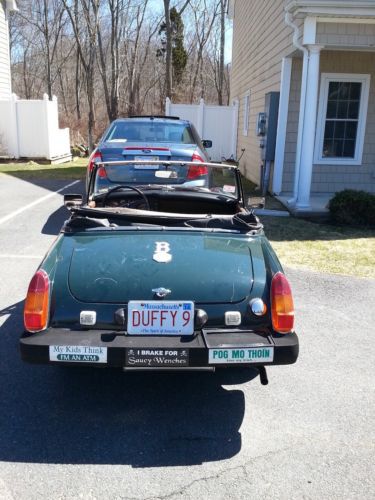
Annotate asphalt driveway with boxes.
[0,173,374,499]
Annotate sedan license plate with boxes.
[134,155,159,169]
[209,347,274,364]
[127,301,194,335]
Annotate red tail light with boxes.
[88,150,102,173]
[270,272,294,334]
[187,152,208,179]
[97,166,107,178]
[24,270,50,332]
[191,152,204,162]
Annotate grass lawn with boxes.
[263,216,375,279]
[1,159,374,278]
[0,158,87,180]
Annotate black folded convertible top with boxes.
[64,207,263,233]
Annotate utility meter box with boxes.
[261,92,280,162]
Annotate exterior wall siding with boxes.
[230,0,298,185]
[314,51,375,194]
[282,50,375,194]
[0,0,12,100]
[282,57,302,193]
[317,22,375,47]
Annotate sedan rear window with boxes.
[105,121,195,144]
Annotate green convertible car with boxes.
[20,160,298,385]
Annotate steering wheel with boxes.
[102,185,150,210]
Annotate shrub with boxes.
[328,189,375,228]
[71,146,82,157]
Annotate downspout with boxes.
[284,10,309,204]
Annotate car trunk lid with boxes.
[98,142,197,184]
[68,232,254,304]
[100,141,196,161]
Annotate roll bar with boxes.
[87,160,244,206]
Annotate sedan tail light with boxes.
[187,151,208,179]
[191,151,204,162]
[97,166,107,178]
[24,270,50,332]
[270,272,294,334]
[88,150,102,174]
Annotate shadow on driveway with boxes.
[42,205,72,235]
[41,182,85,235]
[0,302,255,467]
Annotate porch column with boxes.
[296,44,323,209]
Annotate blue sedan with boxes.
[86,116,213,193]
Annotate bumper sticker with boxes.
[49,345,107,363]
[209,347,274,364]
[126,348,189,367]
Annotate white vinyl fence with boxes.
[0,94,70,160]
[166,98,239,162]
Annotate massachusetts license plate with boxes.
[126,348,189,367]
[134,155,159,168]
[127,301,194,335]
[208,347,274,364]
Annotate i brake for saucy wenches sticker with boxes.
[126,348,189,367]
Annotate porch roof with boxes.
[285,1,375,19]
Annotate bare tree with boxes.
[10,0,230,147]
[124,1,148,115]
[97,0,128,121]
[205,0,228,105]
[73,0,82,120]
[217,0,227,105]
[189,0,220,102]
[15,0,67,100]
[162,0,172,98]
[62,0,100,151]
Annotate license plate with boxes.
[127,301,194,335]
[208,347,274,364]
[126,348,189,367]
[49,346,107,363]
[134,155,159,169]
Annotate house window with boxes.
[243,93,250,136]
[315,73,370,165]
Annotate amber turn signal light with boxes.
[24,269,50,333]
[271,272,294,334]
